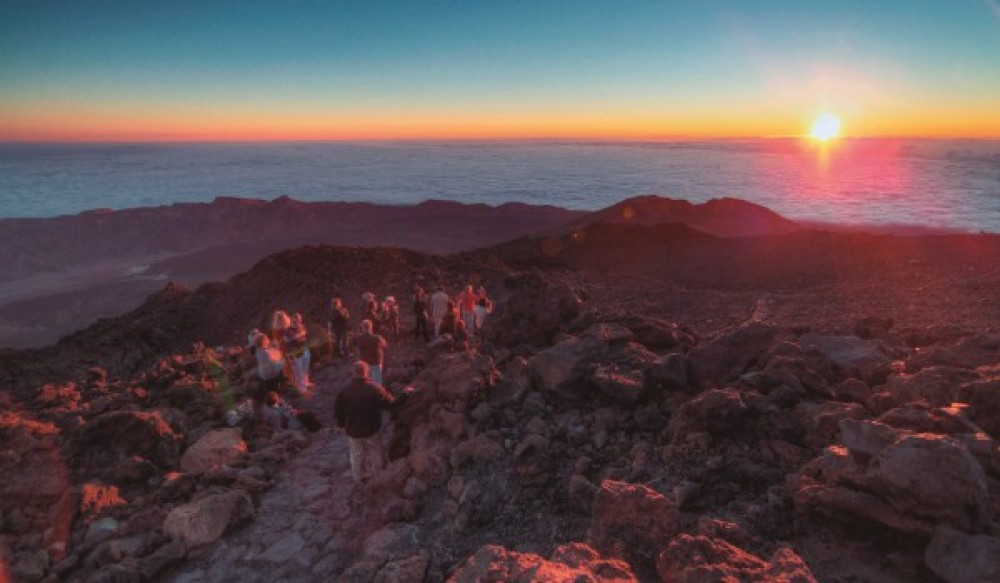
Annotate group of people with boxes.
[239,282,494,484]
[412,284,492,347]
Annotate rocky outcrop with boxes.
[448,543,637,582]
[657,534,817,583]
[162,490,255,548]
[180,428,248,473]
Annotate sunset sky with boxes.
[1,1,998,141]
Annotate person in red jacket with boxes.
[334,361,411,483]
[455,284,478,335]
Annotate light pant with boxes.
[432,311,445,337]
[369,364,383,386]
[348,435,385,482]
[289,348,311,394]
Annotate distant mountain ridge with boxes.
[0,195,584,283]
[558,195,802,237]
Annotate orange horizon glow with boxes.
[2,109,999,142]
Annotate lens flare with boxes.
[810,113,841,141]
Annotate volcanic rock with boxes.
[179,428,248,473]
[162,490,254,548]
[656,534,817,583]
[687,322,778,386]
[588,480,678,563]
[925,524,1000,583]
[798,333,892,385]
[448,543,636,582]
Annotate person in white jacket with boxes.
[430,285,450,337]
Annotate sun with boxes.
[810,113,841,141]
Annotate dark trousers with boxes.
[333,328,348,356]
[414,316,431,342]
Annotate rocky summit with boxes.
[2,221,1000,582]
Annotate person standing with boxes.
[455,284,478,334]
[430,285,450,337]
[412,286,431,342]
[328,298,350,357]
[334,361,411,483]
[357,319,388,385]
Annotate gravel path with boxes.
[167,359,374,582]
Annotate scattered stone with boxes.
[163,491,254,548]
[925,524,1000,583]
[180,428,248,473]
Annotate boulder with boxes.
[838,419,899,458]
[798,401,867,450]
[180,428,247,473]
[956,379,1000,437]
[869,434,990,533]
[649,353,689,392]
[657,534,816,583]
[799,334,892,385]
[877,403,976,435]
[906,333,1000,373]
[670,388,750,441]
[925,524,1000,583]
[528,335,598,397]
[162,490,254,548]
[688,322,779,386]
[76,410,184,469]
[885,367,978,407]
[587,480,678,562]
[607,315,698,351]
[448,543,636,583]
[483,271,583,349]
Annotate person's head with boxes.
[265,391,281,406]
[255,333,270,348]
[354,360,370,379]
[293,312,304,325]
[361,319,373,334]
[465,284,473,293]
[331,297,342,309]
[438,284,445,292]
[272,310,291,332]
[385,295,395,305]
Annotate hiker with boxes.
[455,284,478,335]
[382,296,400,339]
[261,391,303,430]
[454,318,470,352]
[412,286,431,342]
[438,299,459,336]
[251,329,285,403]
[328,297,350,357]
[430,285,450,336]
[357,319,388,385]
[271,310,291,345]
[283,312,312,395]
[474,296,492,334]
[334,361,413,483]
[361,292,380,331]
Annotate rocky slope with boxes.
[2,225,1000,582]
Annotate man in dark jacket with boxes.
[328,298,350,357]
[334,361,410,483]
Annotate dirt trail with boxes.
[167,335,422,582]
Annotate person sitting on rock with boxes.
[261,391,303,431]
[357,318,388,385]
[412,286,431,343]
[328,297,350,358]
[283,313,313,395]
[251,329,285,404]
[334,361,412,483]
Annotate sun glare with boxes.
[810,113,841,141]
